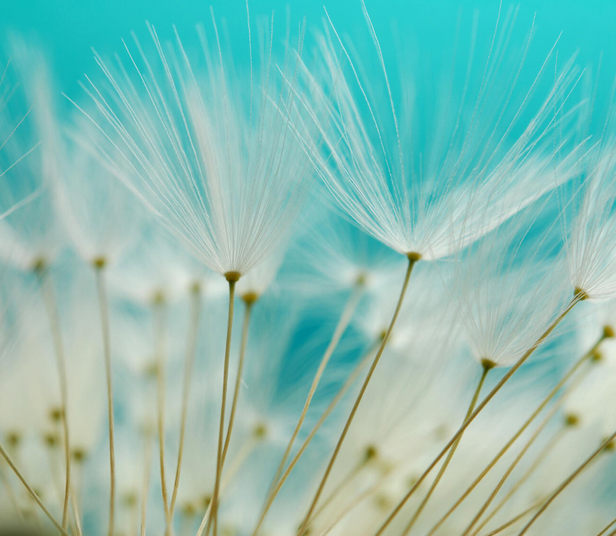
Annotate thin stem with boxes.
[484,498,544,536]
[196,433,262,536]
[426,329,599,536]
[597,516,616,536]
[517,432,616,535]
[141,431,154,536]
[403,364,490,535]
[250,338,378,536]
[95,264,116,536]
[464,361,594,536]
[271,283,363,489]
[463,400,559,536]
[206,277,237,536]
[374,296,579,536]
[168,285,202,529]
[0,461,25,521]
[153,298,171,523]
[297,256,418,536]
[318,467,394,536]
[312,457,369,522]
[221,297,254,468]
[0,440,69,536]
[70,483,84,536]
[36,267,71,528]
[471,426,566,536]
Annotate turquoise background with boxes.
[1,0,614,99]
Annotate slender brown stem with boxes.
[270,283,363,490]
[168,285,202,532]
[597,516,616,536]
[251,339,379,536]
[36,267,71,528]
[471,426,566,536]
[206,276,238,536]
[0,462,24,521]
[426,327,598,536]
[0,441,69,536]
[517,433,616,535]
[464,358,596,536]
[484,498,544,536]
[312,456,369,522]
[374,296,579,536]
[70,488,84,536]
[221,297,254,468]
[403,364,490,535]
[297,255,418,536]
[153,297,170,523]
[318,466,394,536]
[196,434,261,536]
[95,264,116,536]
[141,431,154,536]
[463,402,560,536]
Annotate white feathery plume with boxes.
[566,141,616,300]
[74,14,312,279]
[284,211,402,298]
[293,4,583,261]
[453,203,572,369]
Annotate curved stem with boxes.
[597,517,616,536]
[373,297,579,536]
[0,462,24,521]
[221,298,254,468]
[250,339,378,536]
[141,431,154,536]
[95,265,116,536]
[463,401,559,536]
[0,441,69,536]
[270,284,363,490]
[36,268,71,528]
[312,457,368,523]
[153,299,170,523]
[196,435,261,536]
[206,278,237,536]
[318,467,394,536]
[168,286,202,531]
[471,426,566,536]
[464,357,595,536]
[70,487,84,536]
[517,432,616,535]
[484,498,544,536]
[297,256,418,536]
[403,364,490,535]
[426,328,598,536]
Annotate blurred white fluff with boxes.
[453,204,572,368]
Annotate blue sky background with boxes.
[1,0,614,101]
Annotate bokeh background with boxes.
[1,0,614,103]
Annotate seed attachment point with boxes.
[92,256,107,270]
[480,358,497,371]
[574,287,589,301]
[242,291,259,305]
[225,271,241,283]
